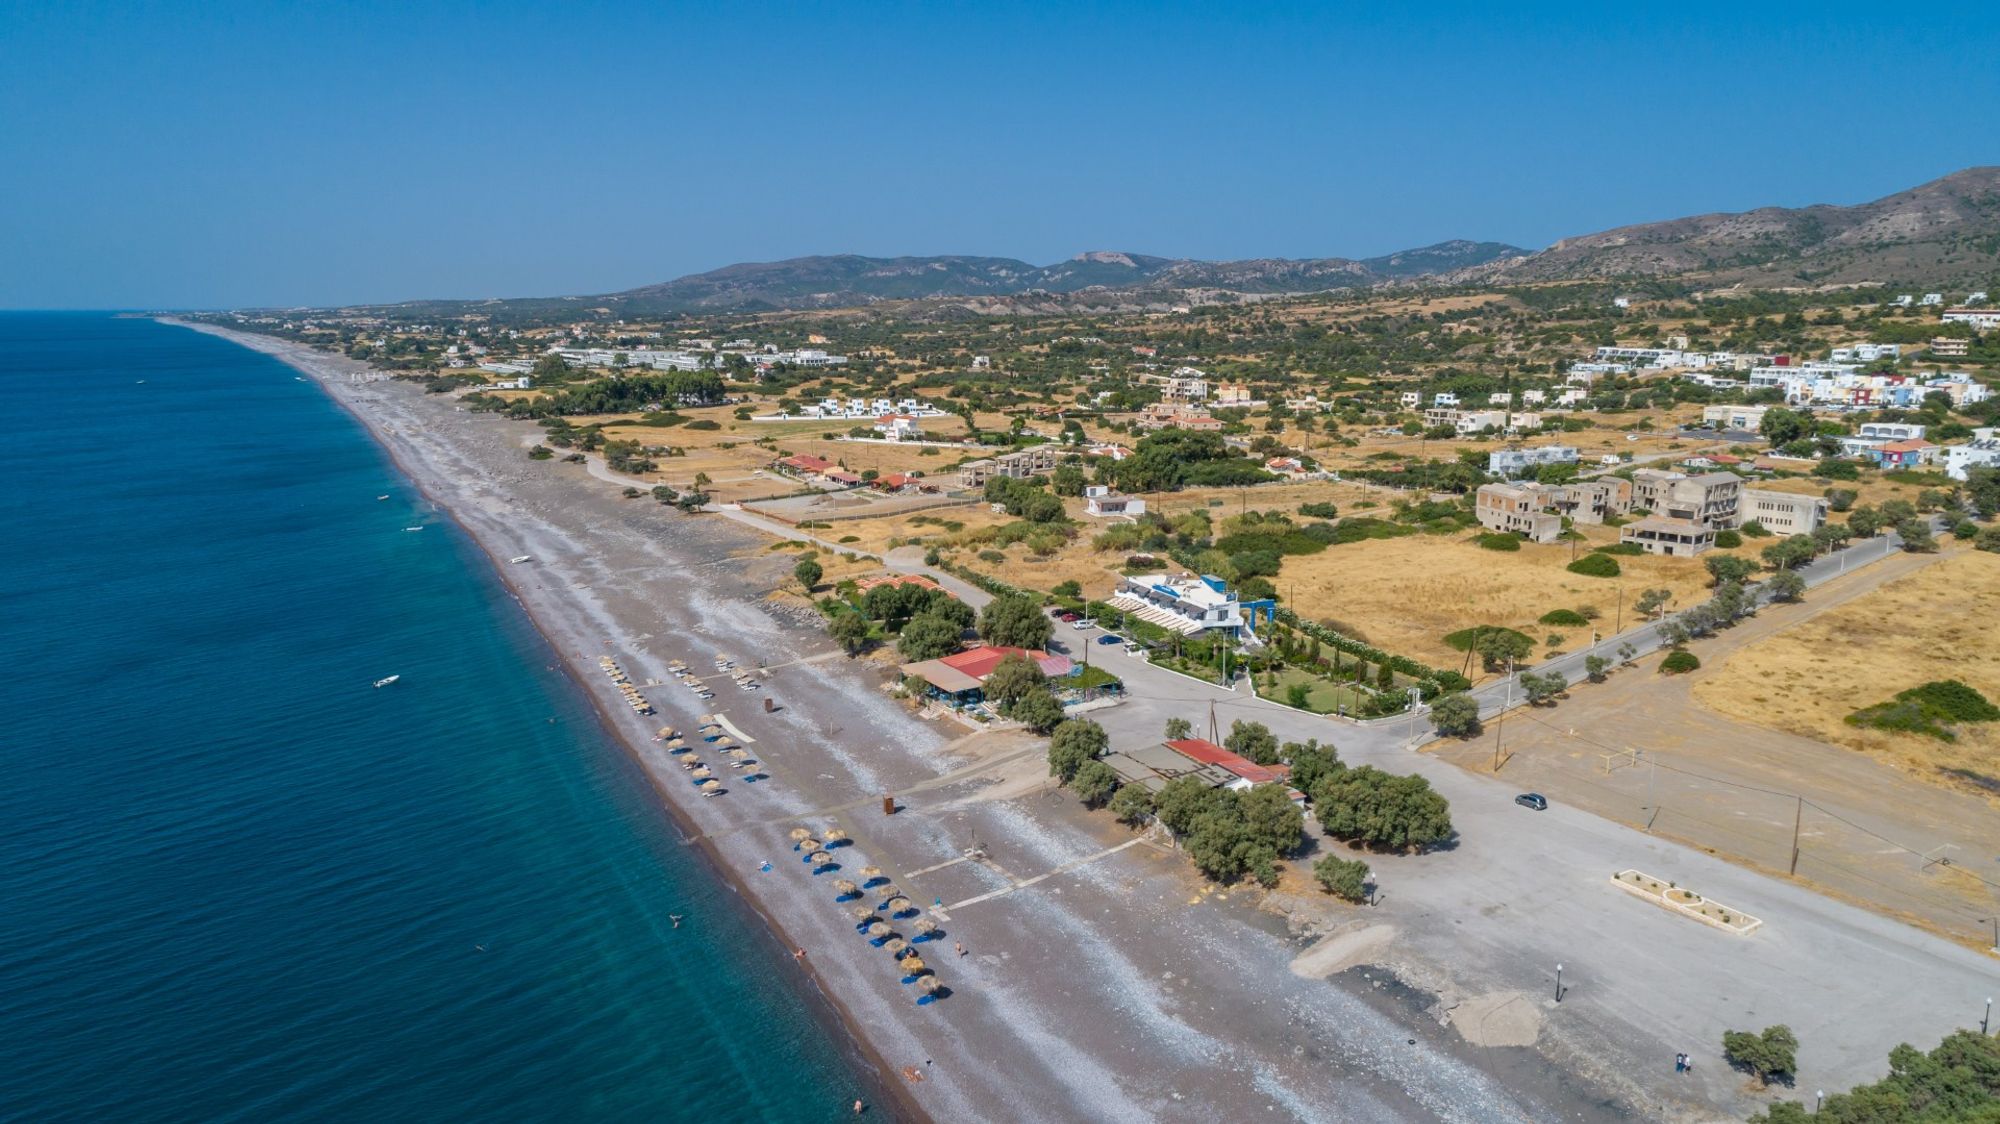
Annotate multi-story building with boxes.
[1702,404,1770,431]
[956,445,1064,489]
[1082,485,1146,518]
[1621,517,1716,557]
[1107,573,1263,639]
[1630,470,1742,528]
[1550,478,1633,524]
[1739,490,1829,536]
[1475,483,1565,543]
[1932,337,1971,358]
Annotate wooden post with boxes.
[882,795,896,816]
[763,696,776,713]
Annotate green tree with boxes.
[1009,688,1066,733]
[1722,1025,1799,1087]
[1284,682,1312,709]
[828,611,871,655]
[1584,654,1612,682]
[1749,1029,2000,1123]
[1048,718,1109,781]
[1765,570,1806,603]
[1164,716,1193,740]
[1705,553,1760,586]
[1759,407,1811,447]
[1225,720,1280,766]
[1898,520,1938,553]
[896,611,964,661]
[1070,759,1120,807]
[1473,628,1533,671]
[1761,536,1816,571]
[979,592,1055,649]
[793,558,823,591]
[1847,505,1882,537]
[1633,587,1674,618]
[1313,767,1454,852]
[1520,670,1567,704]
[1313,854,1370,902]
[984,653,1047,708]
[1109,783,1155,827]
[1284,740,1343,792]
[1430,693,1482,737]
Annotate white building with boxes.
[1432,392,1460,407]
[1856,421,1926,441]
[1829,343,1902,363]
[873,414,925,441]
[1398,391,1422,409]
[1921,293,1944,307]
[1082,485,1147,518]
[1108,573,1252,638]
[1943,429,2000,481]
[1488,445,1579,479]
[1942,309,2000,332]
[1702,404,1769,432]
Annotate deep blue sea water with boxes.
[0,314,863,1121]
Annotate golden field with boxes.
[1692,546,2000,793]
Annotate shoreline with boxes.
[168,319,924,1122]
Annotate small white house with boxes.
[873,414,925,441]
[1083,485,1146,518]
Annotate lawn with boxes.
[1259,666,1373,715]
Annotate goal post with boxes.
[1600,747,1639,774]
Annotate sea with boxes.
[0,314,865,1121]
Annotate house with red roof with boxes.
[1868,439,1938,469]
[776,453,835,475]
[1162,738,1290,789]
[899,645,1073,705]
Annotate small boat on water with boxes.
[374,675,400,688]
[509,555,533,564]
[403,526,423,532]
[376,495,389,501]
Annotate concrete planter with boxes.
[1611,869,1762,936]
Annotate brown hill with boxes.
[1473,167,2000,287]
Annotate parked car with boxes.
[1095,634,1121,646]
[1123,642,1144,653]
[1514,793,1548,811]
[1056,610,1080,622]
[1071,619,1092,630]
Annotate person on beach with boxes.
[670,915,681,929]
[794,948,807,962]
[954,941,966,957]
[760,860,772,873]
[851,1100,864,1115]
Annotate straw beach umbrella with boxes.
[881,937,908,957]
[859,866,883,884]
[789,827,812,845]
[697,779,721,793]
[690,766,713,779]
[899,956,926,979]
[913,918,939,939]
[849,905,877,922]
[833,879,859,898]
[884,897,912,917]
[918,976,942,996]
[866,922,890,942]
[822,828,849,848]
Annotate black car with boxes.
[1514,793,1548,811]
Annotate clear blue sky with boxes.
[2,1,1994,309]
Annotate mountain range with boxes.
[375,167,2000,317]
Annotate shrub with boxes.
[1592,542,1643,556]
[1567,553,1620,578]
[1739,519,1772,538]
[1475,533,1522,552]
[1538,609,1588,627]
[1713,529,1743,549]
[1660,650,1700,674]
[1313,855,1371,902]
[1109,783,1155,827]
[684,418,721,431]
[1847,680,2000,741]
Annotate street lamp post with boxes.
[1815,1090,1824,1114]
[1985,997,1993,1036]
[1554,962,1564,1003]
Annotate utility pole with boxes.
[1789,794,1804,876]
[1405,686,1422,747]
[1207,700,1219,745]
[1492,656,1513,772]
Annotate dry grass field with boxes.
[1278,529,1716,672]
[1692,546,2000,795]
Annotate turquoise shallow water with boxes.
[0,314,864,1121]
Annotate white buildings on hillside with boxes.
[1943,428,2000,481]
[1942,308,2000,332]
[873,414,926,441]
